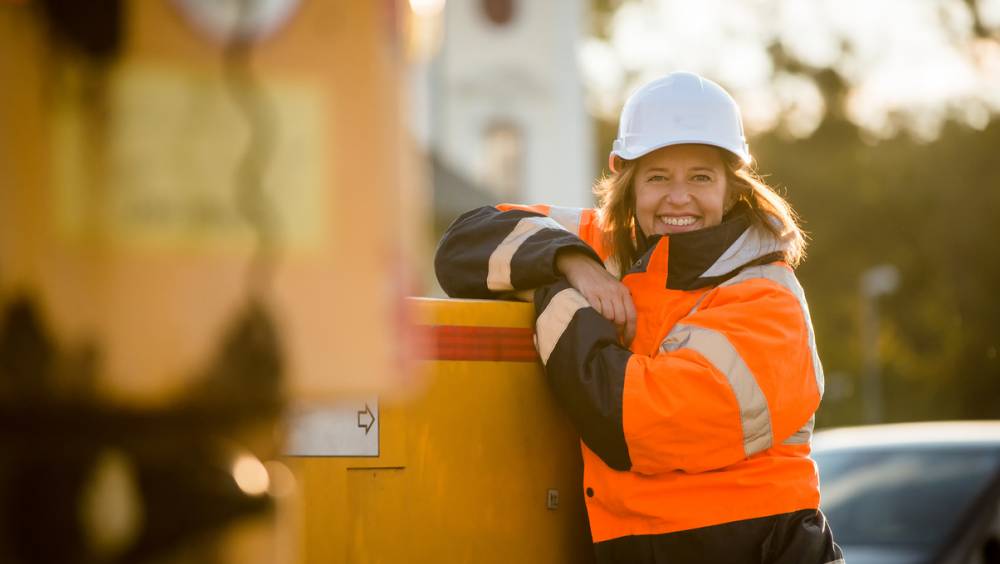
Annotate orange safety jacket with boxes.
[435,202,828,548]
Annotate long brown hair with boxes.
[594,148,807,276]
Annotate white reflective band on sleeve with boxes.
[535,288,590,365]
[660,324,773,457]
[782,415,814,445]
[700,225,788,278]
[487,216,566,291]
[547,206,584,236]
[721,264,826,397]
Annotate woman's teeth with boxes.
[658,216,697,226]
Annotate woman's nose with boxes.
[663,184,692,205]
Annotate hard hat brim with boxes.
[611,139,751,170]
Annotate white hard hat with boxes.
[609,72,750,172]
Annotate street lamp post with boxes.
[860,264,900,424]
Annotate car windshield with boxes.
[814,446,1000,549]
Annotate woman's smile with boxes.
[655,214,701,234]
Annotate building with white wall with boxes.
[423,0,593,208]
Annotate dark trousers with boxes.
[593,509,844,564]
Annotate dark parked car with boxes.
[813,421,1000,564]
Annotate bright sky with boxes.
[579,0,1000,140]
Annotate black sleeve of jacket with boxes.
[434,206,602,298]
[534,280,633,471]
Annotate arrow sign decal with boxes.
[357,402,375,435]
[286,397,379,457]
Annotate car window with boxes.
[814,447,1000,549]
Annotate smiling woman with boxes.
[434,71,841,564]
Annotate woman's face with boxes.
[633,144,728,237]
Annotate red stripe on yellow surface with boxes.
[417,325,538,362]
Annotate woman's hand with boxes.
[555,249,636,346]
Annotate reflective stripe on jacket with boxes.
[435,202,825,544]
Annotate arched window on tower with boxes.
[481,0,515,27]
[479,120,523,202]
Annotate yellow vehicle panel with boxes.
[287,298,594,563]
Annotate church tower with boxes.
[430,0,593,207]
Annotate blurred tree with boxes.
[754,118,1000,426]
[586,0,1000,140]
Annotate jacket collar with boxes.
[624,202,791,291]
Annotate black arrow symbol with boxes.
[357,403,375,435]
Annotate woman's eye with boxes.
[692,174,712,182]
[648,175,667,182]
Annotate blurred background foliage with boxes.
[587,0,1000,426]
[754,117,1000,427]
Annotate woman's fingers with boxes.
[609,293,627,328]
[560,256,635,340]
[623,292,637,346]
[609,289,636,347]
[586,285,631,331]
[587,288,617,323]
[590,293,607,319]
